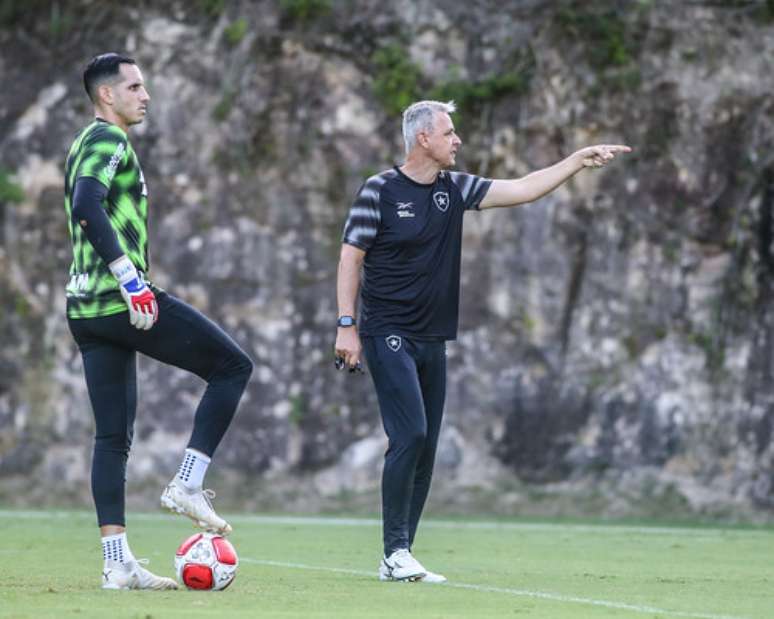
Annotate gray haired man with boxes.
[335,99,630,582]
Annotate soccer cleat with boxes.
[102,559,178,590]
[379,549,427,582]
[418,570,447,583]
[379,560,447,583]
[160,479,232,535]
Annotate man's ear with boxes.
[97,83,113,106]
[416,130,430,149]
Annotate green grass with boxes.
[0,510,772,618]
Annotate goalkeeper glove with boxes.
[109,255,158,330]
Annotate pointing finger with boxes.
[604,144,632,153]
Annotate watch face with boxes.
[338,316,355,327]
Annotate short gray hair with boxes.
[401,100,456,155]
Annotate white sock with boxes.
[101,532,135,566]
[176,448,211,490]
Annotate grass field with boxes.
[0,510,771,619]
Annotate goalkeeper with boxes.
[64,53,253,590]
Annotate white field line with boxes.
[1,510,772,538]
[241,557,750,619]
[225,515,774,538]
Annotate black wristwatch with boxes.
[337,315,356,327]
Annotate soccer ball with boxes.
[174,532,238,591]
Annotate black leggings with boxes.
[68,291,253,527]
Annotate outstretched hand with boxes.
[577,144,632,169]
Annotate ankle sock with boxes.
[102,532,135,566]
[176,448,211,490]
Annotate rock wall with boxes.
[1,0,774,521]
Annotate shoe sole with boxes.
[102,585,178,591]
[160,494,232,535]
[379,572,426,582]
[102,583,177,591]
[380,569,446,583]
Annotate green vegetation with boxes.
[279,0,332,22]
[1,510,773,618]
[749,0,774,20]
[0,0,49,26]
[0,169,24,203]
[519,308,537,334]
[212,90,236,121]
[687,329,725,371]
[371,44,423,116]
[430,68,531,115]
[224,18,248,46]
[47,1,75,39]
[639,91,679,158]
[14,294,31,317]
[555,5,636,68]
[555,3,650,92]
[357,166,379,180]
[622,333,640,359]
[371,45,533,119]
[196,0,225,17]
[661,233,683,264]
[597,64,642,92]
[723,0,774,20]
[0,0,78,39]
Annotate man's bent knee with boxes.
[235,351,253,379]
[211,347,253,384]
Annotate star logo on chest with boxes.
[433,191,450,212]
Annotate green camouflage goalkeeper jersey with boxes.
[64,119,152,318]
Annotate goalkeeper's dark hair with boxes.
[83,53,136,103]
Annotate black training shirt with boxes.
[342,166,491,340]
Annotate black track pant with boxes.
[362,335,446,556]
[68,292,253,527]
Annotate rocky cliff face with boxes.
[1,0,774,521]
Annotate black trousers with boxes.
[362,335,446,556]
[68,291,253,527]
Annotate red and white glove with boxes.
[109,255,158,330]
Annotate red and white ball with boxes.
[175,532,238,591]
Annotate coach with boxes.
[335,99,630,582]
